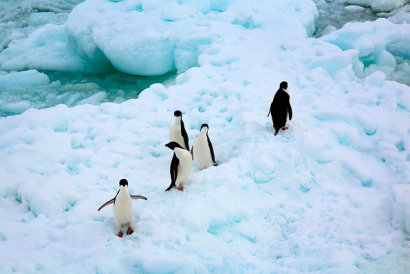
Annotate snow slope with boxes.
[1,0,410,273]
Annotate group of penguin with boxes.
[98,110,217,237]
[98,81,292,237]
[166,110,217,191]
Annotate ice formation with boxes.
[0,0,410,273]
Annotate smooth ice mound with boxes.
[63,0,318,76]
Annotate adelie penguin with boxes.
[268,81,293,136]
[98,179,147,237]
[191,124,216,170]
[169,110,189,150]
[165,141,192,192]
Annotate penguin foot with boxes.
[177,187,184,191]
[126,227,134,235]
[118,231,123,238]
[282,127,289,130]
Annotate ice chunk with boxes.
[386,22,410,60]
[309,49,363,78]
[0,24,115,73]
[344,5,366,11]
[0,70,49,89]
[0,100,32,115]
[77,92,107,106]
[28,12,69,27]
[64,0,213,76]
[321,19,401,69]
[346,0,408,12]
[64,0,318,76]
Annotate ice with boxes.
[28,12,69,27]
[1,0,410,273]
[344,5,366,11]
[387,15,410,61]
[62,0,318,76]
[0,0,84,52]
[0,100,32,115]
[0,69,49,88]
[0,71,176,116]
[319,16,410,85]
[321,19,401,68]
[312,0,382,37]
[346,0,409,12]
[0,24,114,73]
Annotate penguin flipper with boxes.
[131,195,147,200]
[170,154,179,182]
[98,198,115,211]
[181,120,189,150]
[207,134,216,164]
[166,154,179,191]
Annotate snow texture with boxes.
[1,0,410,273]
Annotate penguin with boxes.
[267,81,293,136]
[169,110,189,150]
[191,124,216,170]
[98,179,147,237]
[165,141,192,191]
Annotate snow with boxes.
[391,185,410,234]
[1,0,410,273]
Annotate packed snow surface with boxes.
[1,0,410,273]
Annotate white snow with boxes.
[1,0,410,273]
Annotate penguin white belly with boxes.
[193,135,213,170]
[113,195,133,229]
[174,148,192,188]
[169,125,186,149]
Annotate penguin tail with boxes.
[274,128,279,136]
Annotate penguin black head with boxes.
[119,179,128,187]
[165,141,184,150]
[280,81,288,90]
[174,110,182,117]
[200,124,209,130]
